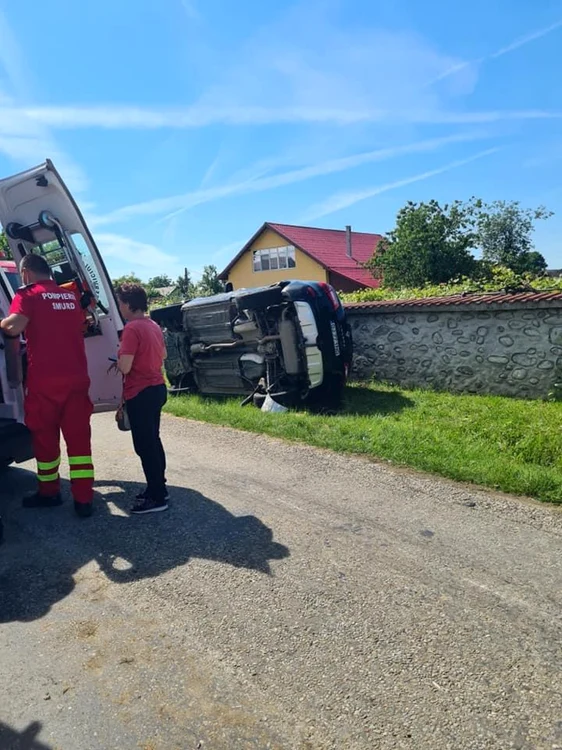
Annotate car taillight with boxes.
[319,282,340,310]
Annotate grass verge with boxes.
[164,383,562,504]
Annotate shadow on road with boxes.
[0,721,53,750]
[0,468,290,624]
[343,385,414,416]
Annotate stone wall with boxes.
[346,299,562,399]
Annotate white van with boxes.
[0,159,123,469]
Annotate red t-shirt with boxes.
[9,279,89,390]
[118,317,165,400]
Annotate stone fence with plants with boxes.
[344,292,562,399]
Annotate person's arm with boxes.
[0,289,31,337]
[117,324,139,376]
[117,354,134,375]
[0,313,28,337]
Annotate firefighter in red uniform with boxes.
[0,254,94,517]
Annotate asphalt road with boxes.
[1,412,561,750]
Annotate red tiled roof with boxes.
[345,290,562,310]
[219,222,382,289]
[332,267,381,287]
[268,222,381,270]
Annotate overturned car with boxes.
[150,280,353,410]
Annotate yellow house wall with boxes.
[227,229,327,289]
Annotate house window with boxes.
[253,245,296,272]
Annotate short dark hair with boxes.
[20,253,51,278]
[115,283,148,313]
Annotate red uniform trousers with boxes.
[24,380,94,504]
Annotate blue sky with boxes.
[0,0,561,281]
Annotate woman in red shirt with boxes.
[115,283,168,514]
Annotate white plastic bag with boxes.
[261,394,288,413]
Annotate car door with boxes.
[0,160,123,412]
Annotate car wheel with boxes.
[236,286,283,311]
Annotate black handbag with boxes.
[116,402,131,432]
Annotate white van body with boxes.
[0,160,123,467]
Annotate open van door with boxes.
[0,160,122,412]
[0,261,32,466]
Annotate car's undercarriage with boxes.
[152,287,324,408]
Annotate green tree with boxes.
[519,251,548,275]
[176,268,195,299]
[112,272,144,288]
[196,265,223,297]
[369,199,479,288]
[147,274,173,288]
[476,200,551,275]
[0,231,12,260]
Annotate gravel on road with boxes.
[1,412,561,750]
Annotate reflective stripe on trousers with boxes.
[25,384,94,503]
[68,455,95,503]
[36,455,61,491]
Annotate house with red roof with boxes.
[218,222,382,293]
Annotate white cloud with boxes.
[303,147,501,221]
[95,233,184,279]
[0,9,87,193]
[489,19,562,59]
[428,19,562,86]
[427,61,476,87]
[2,103,559,131]
[407,110,562,124]
[195,6,473,114]
[4,103,377,129]
[91,132,491,226]
[212,240,245,263]
[199,148,225,189]
[0,7,557,137]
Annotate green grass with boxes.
[164,383,562,504]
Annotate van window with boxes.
[6,270,19,293]
[70,233,110,312]
[10,232,110,313]
[25,238,76,285]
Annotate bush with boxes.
[340,267,562,304]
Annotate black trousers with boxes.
[126,384,167,501]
